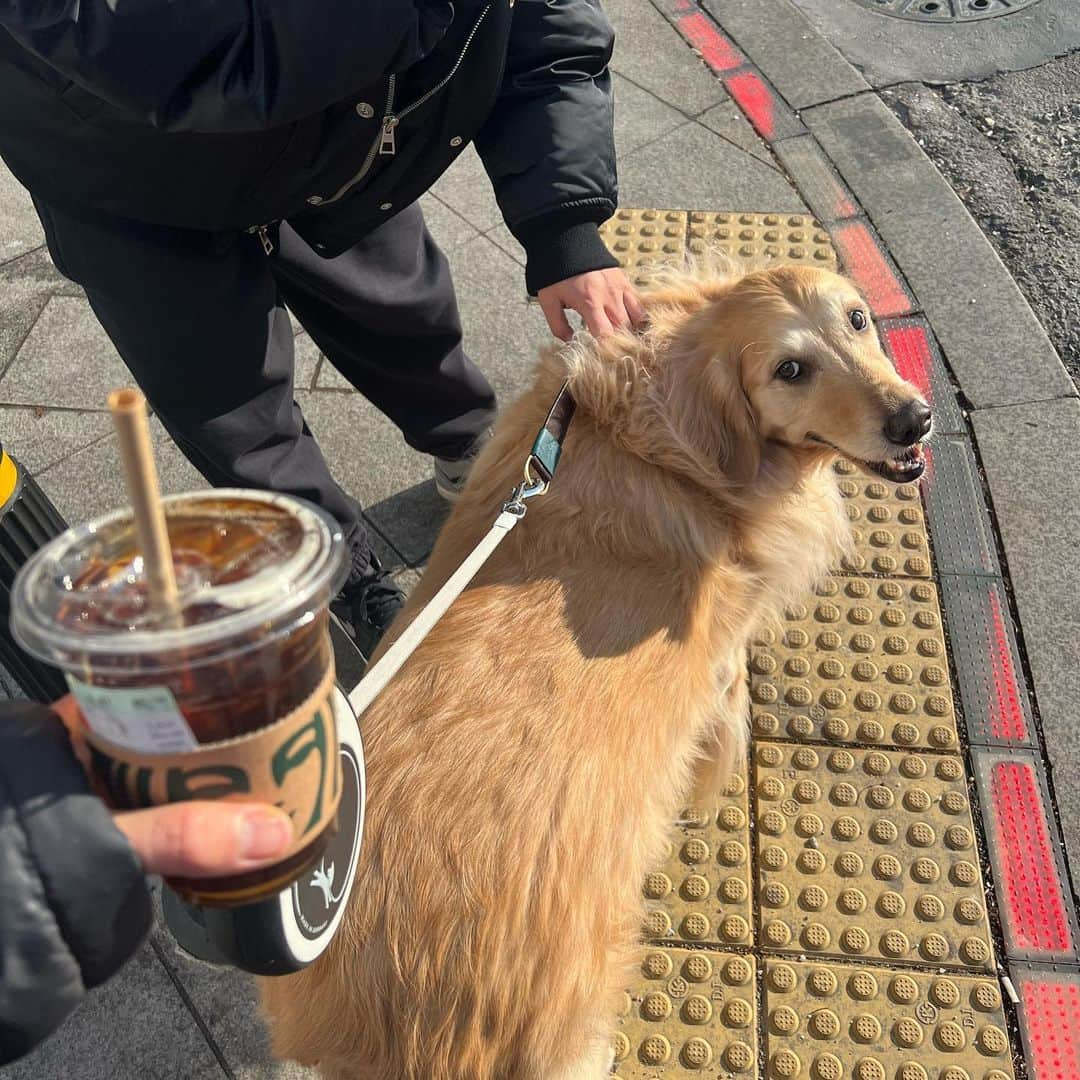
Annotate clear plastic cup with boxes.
[12,489,348,906]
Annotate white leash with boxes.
[346,481,543,717]
[346,382,576,719]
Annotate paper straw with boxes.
[107,388,181,625]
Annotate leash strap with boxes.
[347,383,574,719]
[527,382,576,485]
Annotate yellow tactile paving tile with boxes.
[832,460,932,579]
[750,578,958,752]
[599,209,840,285]
[754,742,996,972]
[613,948,757,1078]
[642,771,754,949]
[599,209,689,284]
[687,212,838,270]
[611,207,1020,1076]
[763,959,1015,1080]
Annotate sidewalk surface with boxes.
[0,0,1078,1076]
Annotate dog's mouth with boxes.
[808,434,927,484]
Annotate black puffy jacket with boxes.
[0,703,152,1065]
[0,0,619,292]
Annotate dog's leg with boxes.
[688,675,749,809]
[548,1037,615,1080]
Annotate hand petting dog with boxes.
[538,267,646,341]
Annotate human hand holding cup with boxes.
[13,391,348,906]
[52,694,295,879]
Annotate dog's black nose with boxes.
[885,400,932,446]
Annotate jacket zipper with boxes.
[392,3,491,128]
[311,3,492,209]
[248,222,275,254]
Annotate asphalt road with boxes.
[882,50,1079,386]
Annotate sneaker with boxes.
[330,563,406,663]
[433,430,492,503]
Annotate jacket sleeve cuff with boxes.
[516,209,619,296]
[0,704,152,1063]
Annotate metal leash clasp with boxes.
[502,457,549,518]
[501,382,574,518]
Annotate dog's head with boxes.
[699,265,931,485]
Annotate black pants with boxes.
[33,200,497,581]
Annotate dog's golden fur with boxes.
[261,260,928,1079]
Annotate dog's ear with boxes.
[706,347,762,486]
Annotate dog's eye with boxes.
[775,359,804,382]
[849,309,868,331]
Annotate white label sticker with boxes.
[66,676,199,754]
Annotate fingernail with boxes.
[239,809,293,861]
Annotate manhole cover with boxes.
[847,0,1042,21]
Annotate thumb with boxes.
[114,801,294,878]
[538,291,574,342]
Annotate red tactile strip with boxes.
[674,10,745,72]
[722,70,780,140]
[972,750,1079,963]
[880,316,966,434]
[664,5,803,141]
[939,575,1035,747]
[1011,965,1080,1080]
[831,219,916,318]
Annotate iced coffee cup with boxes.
[11,489,348,907]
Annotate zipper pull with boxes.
[255,224,274,256]
[379,117,398,156]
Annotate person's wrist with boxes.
[515,211,619,295]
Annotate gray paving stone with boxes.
[0,406,112,476]
[484,223,525,267]
[2,295,131,410]
[618,121,808,213]
[0,280,52,375]
[0,161,44,267]
[613,72,689,158]
[606,0,729,116]
[0,941,223,1080]
[37,416,205,526]
[429,147,502,232]
[297,390,447,565]
[804,93,1074,409]
[0,245,72,293]
[293,332,322,392]
[701,0,868,109]
[446,236,550,404]
[971,398,1080,893]
[315,359,352,391]
[418,193,480,253]
[152,922,311,1080]
[697,99,781,169]
[771,133,858,224]
[0,228,78,363]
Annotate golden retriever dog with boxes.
[260,260,932,1079]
